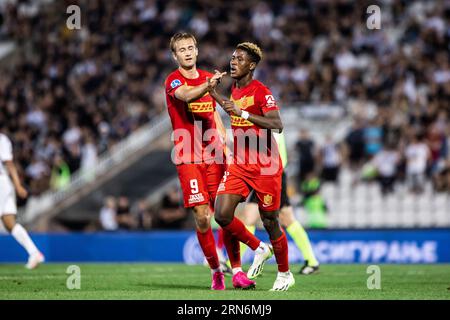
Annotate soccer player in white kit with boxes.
[0,128,44,269]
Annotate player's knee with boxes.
[261,216,278,232]
[214,206,232,226]
[1,216,15,232]
[195,216,210,231]
[261,218,272,231]
[4,224,14,233]
[193,206,210,230]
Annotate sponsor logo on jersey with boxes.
[170,79,182,89]
[265,95,276,107]
[231,95,254,110]
[188,101,214,113]
[188,193,205,204]
[230,115,254,127]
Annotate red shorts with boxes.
[217,165,282,211]
[176,162,225,208]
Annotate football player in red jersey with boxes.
[164,32,227,290]
[211,42,295,291]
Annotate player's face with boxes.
[172,38,198,69]
[230,49,255,79]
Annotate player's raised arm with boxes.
[208,69,230,107]
[174,71,225,103]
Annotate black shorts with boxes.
[247,171,290,208]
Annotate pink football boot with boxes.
[211,271,226,290]
[232,271,256,289]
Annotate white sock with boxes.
[11,224,38,256]
[278,271,291,277]
[232,267,242,275]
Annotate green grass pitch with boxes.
[0,263,449,299]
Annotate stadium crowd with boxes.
[0,0,448,203]
[97,189,190,231]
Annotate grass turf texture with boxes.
[0,263,449,300]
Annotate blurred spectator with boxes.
[155,187,189,229]
[116,196,136,230]
[99,196,118,231]
[296,129,316,185]
[405,132,431,194]
[433,159,450,192]
[371,143,401,195]
[427,121,446,173]
[364,117,383,159]
[133,199,153,230]
[50,154,71,191]
[344,117,366,170]
[80,133,98,174]
[25,156,49,195]
[299,174,328,229]
[319,134,342,184]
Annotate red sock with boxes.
[223,217,260,251]
[197,227,220,270]
[216,228,224,250]
[222,228,241,268]
[270,231,289,272]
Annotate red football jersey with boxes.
[228,79,282,177]
[165,69,223,164]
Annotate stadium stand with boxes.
[0,0,448,231]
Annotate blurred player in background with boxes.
[238,131,320,274]
[211,42,295,291]
[164,32,227,290]
[0,122,45,269]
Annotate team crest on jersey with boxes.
[263,194,273,206]
[265,95,276,107]
[232,95,254,109]
[171,79,182,89]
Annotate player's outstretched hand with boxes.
[206,70,226,92]
[213,69,227,83]
[222,100,242,117]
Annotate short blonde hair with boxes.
[170,32,197,53]
[236,42,263,64]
